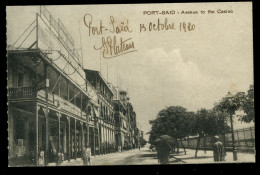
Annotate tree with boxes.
[215,85,254,123]
[239,85,255,123]
[173,111,194,155]
[148,106,193,155]
[149,104,231,158]
[192,108,230,157]
[193,109,209,157]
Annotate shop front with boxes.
[8,102,36,166]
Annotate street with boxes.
[58,146,158,166]
[54,144,255,166]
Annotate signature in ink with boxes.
[94,36,137,59]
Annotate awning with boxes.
[89,107,94,121]
[93,108,100,118]
[123,120,127,129]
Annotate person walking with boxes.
[155,135,174,164]
[213,135,225,162]
[82,144,92,165]
[157,149,161,163]
[38,149,45,166]
[157,143,171,164]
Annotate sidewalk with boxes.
[170,149,255,164]
[50,149,142,166]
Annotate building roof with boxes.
[84,69,115,96]
[113,100,127,110]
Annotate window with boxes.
[18,72,24,87]
[88,106,92,115]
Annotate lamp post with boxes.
[222,114,226,154]
[225,92,238,161]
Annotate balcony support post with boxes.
[44,63,49,166]
[67,116,71,162]
[35,103,39,166]
[74,119,77,160]
[58,113,61,157]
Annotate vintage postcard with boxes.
[6,2,254,166]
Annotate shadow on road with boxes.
[177,156,212,160]
[170,153,186,156]
[142,150,154,152]
[138,153,158,159]
[169,159,183,163]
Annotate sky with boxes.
[6,2,254,140]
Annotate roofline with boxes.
[84,69,115,96]
[113,100,127,110]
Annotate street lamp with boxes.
[222,113,227,154]
[225,92,238,161]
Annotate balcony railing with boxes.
[96,89,113,106]
[8,87,37,99]
[38,90,84,118]
[8,87,86,119]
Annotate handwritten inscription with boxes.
[140,18,195,33]
[109,16,133,34]
[84,14,137,59]
[84,14,105,36]
[94,36,135,58]
[83,14,196,59]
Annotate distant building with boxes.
[113,90,139,151]
[84,69,116,155]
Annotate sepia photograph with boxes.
[6,2,255,166]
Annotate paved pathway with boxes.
[170,148,255,164]
[50,145,255,166]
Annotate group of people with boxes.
[38,135,226,165]
[38,144,92,166]
[156,135,226,164]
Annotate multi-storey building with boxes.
[7,43,101,166]
[84,69,116,155]
[7,7,102,166]
[126,101,138,149]
[7,6,142,166]
[113,90,140,151]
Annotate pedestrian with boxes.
[38,149,44,166]
[156,144,171,164]
[213,135,225,162]
[56,152,63,166]
[149,145,153,152]
[157,148,161,163]
[82,144,92,165]
[159,150,170,164]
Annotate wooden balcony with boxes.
[8,87,87,120]
[37,90,85,118]
[8,87,37,99]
